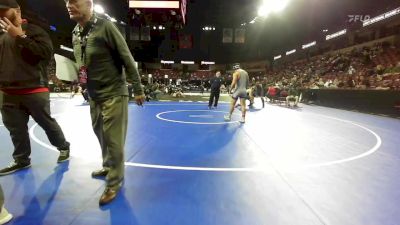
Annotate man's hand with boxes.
[0,17,25,38]
[134,94,145,106]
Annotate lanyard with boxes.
[78,18,97,65]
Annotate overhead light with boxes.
[110,17,117,23]
[201,61,215,65]
[129,1,180,9]
[159,25,163,30]
[203,26,215,31]
[60,45,73,52]
[271,0,291,12]
[161,60,174,64]
[302,41,316,49]
[286,49,296,55]
[134,9,141,15]
[326,29,347,40]
[363,7,400,27]
[274,55,282,60]
[181,61,195,64]
[249,19,256,24]
[258,0,291,17]
[153,26,157,30]
[265,0,291,13]
[94,4,105,14]
[258,5,271,17]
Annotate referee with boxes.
[208,71,223,109]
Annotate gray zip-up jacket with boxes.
[72,15,143,100]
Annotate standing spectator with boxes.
[0,0,70,176]
[208,71,222,109]
[266,85,278,102]
[348,65,356,76]
[253,81,265,108]
[199,83,204,95]
[66,0,144,205]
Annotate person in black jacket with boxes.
[0,0,70,176]
[208,71,222,109]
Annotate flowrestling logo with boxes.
[348,15,371,23]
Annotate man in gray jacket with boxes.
[66,0,144,205]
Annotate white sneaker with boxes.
[224,115,231,121]
[239,117,245,123]
[0,207,13,225]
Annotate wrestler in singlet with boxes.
[231,69,249,99]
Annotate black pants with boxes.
[1,92,69,164]
[208,91,220,107]
[82,89,89,101]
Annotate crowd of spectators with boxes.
[47,39,400,98]
[265,41,400,91]
[146,69,213,80]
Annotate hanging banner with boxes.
[222,28,233,43]
[179,34,193,49]
[234,28,245,43]
[130,27,140,41]
[140,26,151,41]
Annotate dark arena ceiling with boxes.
[18,0,400,63]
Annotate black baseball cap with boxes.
[0,0,19,9]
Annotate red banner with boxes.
[179,34,193,49]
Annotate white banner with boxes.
[234,28,245,43]
[140,26,151,41]
[222,28,233,43]
[130,27,140,41]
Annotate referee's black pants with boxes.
[208,91,220,107]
